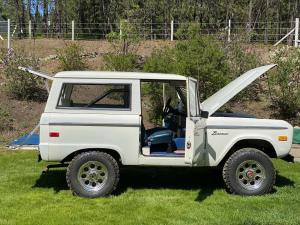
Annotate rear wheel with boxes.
[222,148,275,195]
[66,151,119,198]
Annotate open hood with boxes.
[201,64,277,116]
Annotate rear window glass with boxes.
[57,83,131,109]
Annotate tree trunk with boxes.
[27,0,32,27]
[21,0,26,37]
[247,0,253,42]
[43,0,48,36]
[264,0,269,44]
[33,0,40,37]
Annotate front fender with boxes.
[207,133,278,166]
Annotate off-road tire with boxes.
[222,148,275,196]
[66,151,119,198]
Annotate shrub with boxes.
[103,53,139,71]
[0,106,13,131]
[104,20,141,71]
[57,43,87,71]
[144,36,230,99]
[142,82,164,125]
[0,48,46,101]
[106,20,141,55]
[143,48,175,74]
[223,42,260,100]
[268,46,300,122]
[143,35,231,122]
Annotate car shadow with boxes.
[115,166,224,202]
[32,167,295,201]
[32,170,69,193]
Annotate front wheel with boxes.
[66,151,119,198]
[222,148,275,195]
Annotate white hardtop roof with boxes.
[55,71,187,81]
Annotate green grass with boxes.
[0,149,299,225]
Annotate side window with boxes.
[188,79,200,117]
[57,83,131,109]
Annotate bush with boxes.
[268,46,300,123]
[0,48,46,101]
[103,53,139,71]
[143,35,231,122]
[0,106,13,131]
[223,42,260,100]
[106,20,141,55]
[104,20,141,71]
[144,36,230,95]
[57,43,87,71]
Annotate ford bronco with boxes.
[38,64,293,198]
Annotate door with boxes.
[185,78,206,165]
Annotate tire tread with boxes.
[66,151,119,197]
[222,148,276,195]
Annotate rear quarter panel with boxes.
[39,78,141,164]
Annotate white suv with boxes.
[38,64,293,198]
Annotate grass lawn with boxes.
[0,149,299,225]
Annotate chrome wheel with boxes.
[236,160,266,191]
[77,161,108,192]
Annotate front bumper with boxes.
[281,154,294,163]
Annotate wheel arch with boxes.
[62,148,122,165]
[218,138,277,167]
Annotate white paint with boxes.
[171,20,174,41]
[7,19,10,49]
[29,20,32,39]
[39,68,293,167]
[18,67,54,80]
[55,71,187,80]
[202,64,277,116]
[274,28,295,46]
[228,19,231,42]
[295,18,299,47]
[72,20,75,41]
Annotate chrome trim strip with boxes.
[206,125,288,130]
[48,122,139,127]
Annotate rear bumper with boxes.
[37,153,42,162]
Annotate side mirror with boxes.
[200,110,209,118]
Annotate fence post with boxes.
[295,18,299,47]
[227,19,231,42]
[7,19,11,50]
[170,20,174,41]
[119,21,122,39]
[29,20,32,39]
[72,20,75,41]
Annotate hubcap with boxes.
[236,160,266,191]
[77,161,108,192]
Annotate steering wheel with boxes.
[163,98,173,117]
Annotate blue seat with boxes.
[141,124,173,147]
[146,129,173,146]
[173,138,185,150]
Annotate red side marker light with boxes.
[49,132,60,137]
